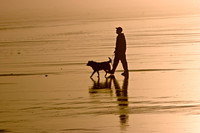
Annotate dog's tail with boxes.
[108,57,112,63]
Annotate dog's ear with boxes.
[87,61,92,66]
[86,61,90,65]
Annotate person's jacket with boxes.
[115,33,126,55]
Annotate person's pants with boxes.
[111,54,128,74]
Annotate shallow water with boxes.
[1,15,200,133]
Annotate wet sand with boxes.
[1,71,200,133]
[1,15,200,132]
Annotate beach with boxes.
[1,14,200,133]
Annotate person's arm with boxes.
[114,36,119,53]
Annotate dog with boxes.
[87,57,112,78]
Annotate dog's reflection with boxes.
[89,78,112,94]
[89,76,129,130]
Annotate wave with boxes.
[131,32,200,37]
[31,62,86,66]
[116,68,186,72]
[0,25,37,30]
[0,83,16,85]
[31,99,200,116]
[0,129,10,133]
[0,39,68,45]
[0,72,60,77]
[62,128,99,132]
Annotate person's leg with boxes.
[121,54,128,75]
[111,56,119,74]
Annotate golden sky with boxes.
[0,0,200,19]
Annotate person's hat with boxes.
[116,27,123,32]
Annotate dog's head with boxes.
[87,61,94,66]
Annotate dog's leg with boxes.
[104,69,109,77]
[90,71,96,78]
[105,72,107,78]
[97,71,100,78]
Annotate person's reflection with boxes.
[89,78,112,94]
[111,75,129,130]
[88,76,129,130]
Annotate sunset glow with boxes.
[0,0,200,133]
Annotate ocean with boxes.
[1,14,200,133]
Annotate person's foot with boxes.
[110,69,114,74]
[121,71,129,77]
[107,74,115,78]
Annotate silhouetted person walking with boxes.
[111,27,128,76]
